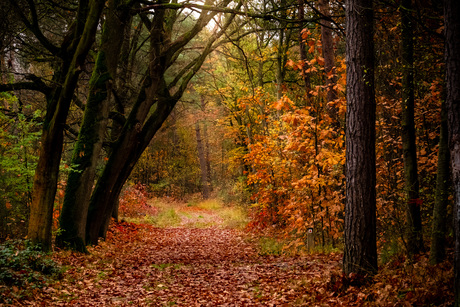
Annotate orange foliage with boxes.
[118,184,158,218]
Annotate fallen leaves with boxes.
[1,220,453,306]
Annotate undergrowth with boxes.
[0,240,62,303]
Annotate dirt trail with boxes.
[21,223,341,306]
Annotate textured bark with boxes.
[343,0,377,276]
[430,100,450,264]
[401,0,424,255]
[56,0,131,252]
[27,0,105,251]
[444,0,460,304]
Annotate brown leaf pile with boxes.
[1,221,453,306]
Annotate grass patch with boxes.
[258,237,284,256]
[150,208,181,227]
[123,197,249,229]
[151,263,182,270]
[220,206,248,229]
[196,199,223,211]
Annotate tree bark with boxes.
[430,99,450,264]
[56,0,131,252]
[343,0,377,276]
[443,0,460,304]
[27,0,105,251]
[401,0,424,256]
[85,0,236,245]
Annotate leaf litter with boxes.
[0,207,453,306]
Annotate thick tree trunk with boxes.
[27,0,105,251]
[430,100,450,264]
[85,0,234,245]
[443,0,460,304]
[86,92,177,245]
[401,0,424,256]
[86,21,175,243]
[56,0,130,252]
[28,125,63,251]
[343,0,377,276]
[195,122,210,199]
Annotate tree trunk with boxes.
[430,99,450,264]
[343,0,377,276]
[195,122,210,199]
[56,0,130,252]
[86,91,178,245]
[27,0,105,251]
[401,0,424,256]
[0,198,8,241]
[319,0,338,122]
[203,122,213,190]
[85,0,235,245]
[200,97,213,190]
[443,0,460,304]
[298,0,311,99]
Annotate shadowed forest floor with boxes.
[0,200,454,306]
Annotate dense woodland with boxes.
[0,0,459,305]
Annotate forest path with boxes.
[32,222,342,306]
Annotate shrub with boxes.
[0,240,61,288]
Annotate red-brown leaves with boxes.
[2,220,452,305]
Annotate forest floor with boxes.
[0,198,454,306]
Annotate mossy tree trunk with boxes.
[86,0,239,245]
[55,0,131,253]
[26,0,105,251]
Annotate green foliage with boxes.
[0,94,41,239]
[257,236,284,256]
[151,208,182,227]
[0,240,61,288]
[217,176,252,205]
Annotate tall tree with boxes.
[85,1,240,245]
[5,0,106,251]
[56,0,132,252]
[343,0,377,276]
[444,0,460,304]
[401,0,424,255]
[430,99,450,264]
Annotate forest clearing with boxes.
[0,196,453,305]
